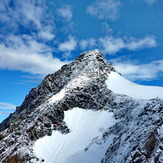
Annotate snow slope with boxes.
[106,72,163,99]
[34,108,116,163]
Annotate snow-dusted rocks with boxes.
[0,49,162,162]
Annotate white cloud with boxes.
[0,2,69,75]
[58,36,77,52]
[112,60,163,81]
[127,36,157,50]
[0,102,16,110]
[0,0,65,74]
[100,35,156,54]
[80,40,88,50]
[87,0,121,20]
[0,0,55,41]
[100,36,125,54]
[38,26,55,40]
[38,30,55,40]
[80,38,97,50]
[58,5,73,21]
[79,35,156,54]
[54,4,74,34]
[0,35,68,74]
[18,0,43,29]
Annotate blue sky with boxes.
[0,0,163,122]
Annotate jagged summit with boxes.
[0,50,115,132]
[0,50,162,163]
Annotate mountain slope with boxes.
[0,50,162,163]
[107,71,163,99]
[34,108,116,163]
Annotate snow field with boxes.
[34,108,116,163]
[106,72,163,99]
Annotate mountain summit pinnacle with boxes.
[0,50,115,132]
[0,50,162,163]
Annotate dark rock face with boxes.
[0,50,162,163]
[102,98,163,163]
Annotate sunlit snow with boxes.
[33,71,163,163]
[34,108,116,163]
[49,89,65,103]
[106,72,163,99]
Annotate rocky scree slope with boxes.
[0,49,162,163]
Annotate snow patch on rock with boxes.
[50,89,66,103]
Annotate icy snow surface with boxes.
[34,108,116,163]
[106,72,163,99]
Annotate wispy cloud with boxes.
[101,22,113,34]
[20,74,45,84]
[100,35,157,54]
[0,102,16,115]
[87,0,121,21]
[0,102,16,110]
[54,4,75,35]
[58,35,77,52]
[111,59,163,81]
[38,26,55,40]
[80,38,97,50]
[79,35,157,54]
[58,5,73,21]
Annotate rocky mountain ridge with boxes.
[0,50,162,163]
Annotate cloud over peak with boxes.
[79,35,157,54]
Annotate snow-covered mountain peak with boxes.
[0,50,162,163]
[0,50,114,132]
[69,49,116,77]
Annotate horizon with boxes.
[0,0,163,122]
